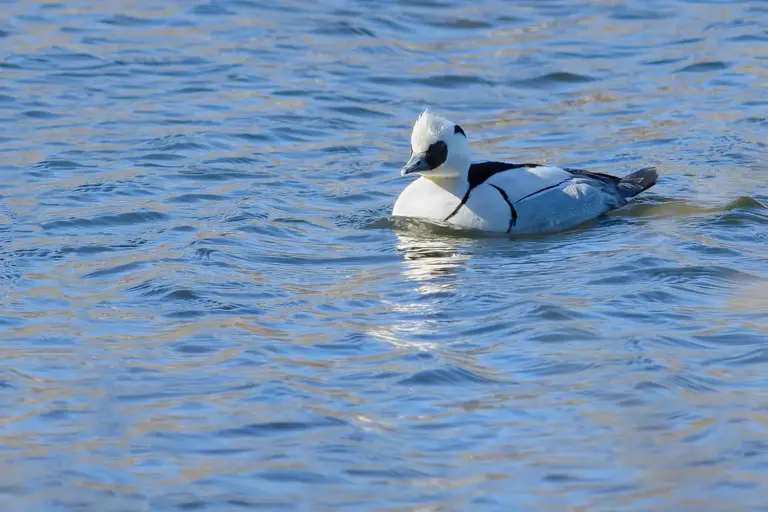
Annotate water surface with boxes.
[1,0,767,510]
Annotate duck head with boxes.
[401,110,471,180]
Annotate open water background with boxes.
[1,0,767,510]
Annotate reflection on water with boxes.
[370,232,470,351]
[1,0,767,509]
[396,231,470,284]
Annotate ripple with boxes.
[189,3,236,16]
[0,202,19,297]
[741,117,768,126]
[21,110,61,119]
[346,467,429,479]
[143,135,209,152]
[398,366,506,385]
[100,15,166,27]
[134,152,186,161]
[610,8,673,20]
[59,244,115,256]
[521,361,597,377]
[328,106,392,118]
[427,18,494,29]
[694,330,767,347]
[707,207,768,228]
[219,417,347,438]
[33,159,88,170]
[82,261,146,279]
[133,282,201,300]
[643,57,687,66]
[312,22,376,38]
[67,180,161,199]
[41,211,168,231]
[203,156,263,165]
[257,470,341,485]
[174,168,256,181]
[677,61,730,73]
[511,72,596,88]
[166,193,227,203]
[644,265,757,289]
[528,303,590,321]
[704,348,768,367]
[370,74,490,88]
[615,196,765,219]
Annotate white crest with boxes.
[411,109,454,153]
[402,109,472,179]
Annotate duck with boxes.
[392,110,658,234]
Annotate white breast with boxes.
[393,177,462,220]
[393,177,498,231]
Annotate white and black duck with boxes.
[393,110,658,234]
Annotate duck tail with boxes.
[617,167,658,198]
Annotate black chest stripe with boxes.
[444,189,472,221]
[490,184,517,233]
[515,179,570,203]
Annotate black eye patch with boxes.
[424,141,448,170]
[454,124,465,136]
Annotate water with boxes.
[1,0,767,509]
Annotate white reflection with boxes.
[395,231,471,292]
[367,230,473,352]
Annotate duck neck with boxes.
[424,168,470,195]
[425,175,464,189]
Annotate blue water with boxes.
[1,0,767,510]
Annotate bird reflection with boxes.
[395,230,471,288]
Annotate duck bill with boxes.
[400,153,430,176]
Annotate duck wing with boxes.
[565,166,658,199]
